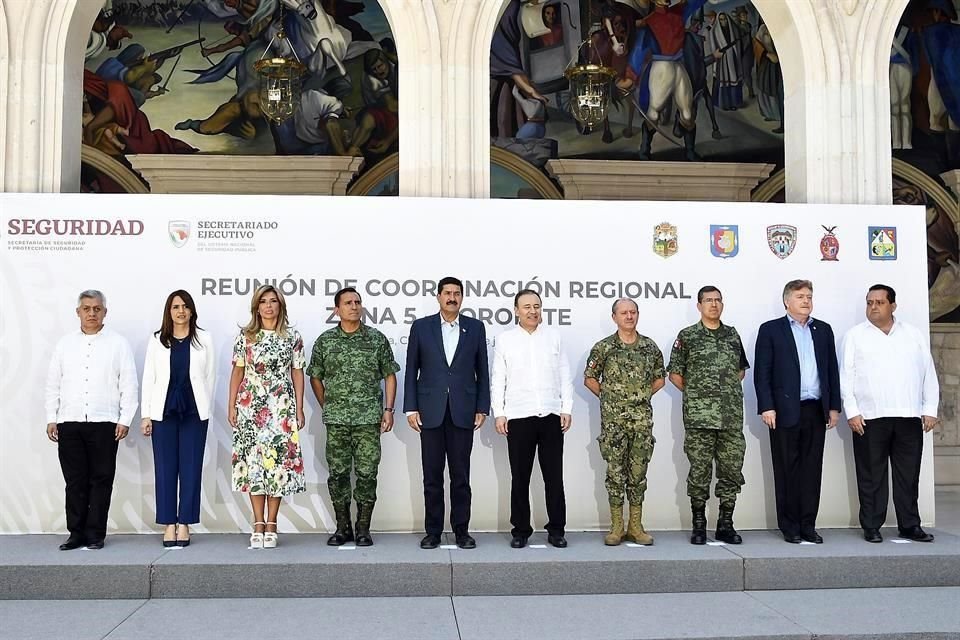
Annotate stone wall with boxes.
[932,328,960,485]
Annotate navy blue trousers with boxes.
[152,414,208,525]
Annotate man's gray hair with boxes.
[77,289,107,307]
[781,279,812,303]
[611,297,639,313]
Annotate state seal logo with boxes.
[819,226,839,261]
[653,222,678,258]
[710,225,739,258]
[168,220,191,248]
[766,224,797,259]
[869,226,897,260]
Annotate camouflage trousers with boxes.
[598,422,655,507]
[326,423,381,507]
[684,427,745,507]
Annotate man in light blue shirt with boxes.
[755,279,840,544]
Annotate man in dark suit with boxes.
[754,279,841,544]
[405,276,490,549]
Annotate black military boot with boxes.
[327,503,354,546]
[355,502,374,547]
[691,503,707,545]
[715,502,742,544]
[682,126,702,161]
[638,123,655,160]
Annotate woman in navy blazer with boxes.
[141,290,216,547]
[404,277,490,549]
[754,280,840,544]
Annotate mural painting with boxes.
[82,0,398,193]
[889,0,960,322]
[490,0,785,197]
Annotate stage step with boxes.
[1,529,958,600]
[2,589,959,640]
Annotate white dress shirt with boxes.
[490,325,573,420]
[441,316,460,366]
[45,326,139,425]
[840,317,939,420]
[141,329,217,421]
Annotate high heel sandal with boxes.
[250,521,265,549]
[163,524,177,548]
[264,521,278,549]
[176,523,191,548]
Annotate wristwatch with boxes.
[384,407,395,413]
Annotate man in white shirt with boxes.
[45,290,138,550]
[491,289,573,548]
[841,284,939,544]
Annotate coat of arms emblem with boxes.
[710,225,739,258]
[653,222,678,258]
[766,224,797,259]
[869,226,897,260]
[168,220,191,248]
[819,226,840,261]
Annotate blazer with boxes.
[753,315,841,428]
[403,313,491,429]
[141,329,216,421]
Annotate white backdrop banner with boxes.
[0,194,933,534]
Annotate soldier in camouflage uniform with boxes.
[584,298,666,546]
[307,287,400,547]
[667,285,749,545]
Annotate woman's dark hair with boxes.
[157,289,202,348]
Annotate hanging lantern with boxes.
[254,7,305,124]
[565,62,617,128]
[255,56,306,124]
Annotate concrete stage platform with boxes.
[2,527,958,600]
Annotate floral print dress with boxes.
[232,329,306,496]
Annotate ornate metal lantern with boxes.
[564,41,617,128]
[254,9,305,124]
[254,55,306,124]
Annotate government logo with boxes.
[168,220,191,248]
[710,225,739,258]
[819,226,839,261]
[869,226,897,260]
[766,224,797,259]
[653,222,678,258]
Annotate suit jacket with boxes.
[754,315,841,428]
[403,313,491,429]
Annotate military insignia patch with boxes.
[653,222,678,258]
[168,220,191,248]
[710,225,738,258]
[766,224,797,259]
[868,226,897,260]
[819,226,839,261]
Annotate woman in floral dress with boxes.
[227,285,306,549]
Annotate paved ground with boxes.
[1,487,957,640]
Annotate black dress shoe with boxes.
[547,535,567,548]
[456,534,476,549]
[783,533,802,544]
[420,534,441,549]
[163,540,177,548]
[86,540,104,550]
[864,529,883,543]
[898,526,934,542]
[59,537,85,551]
[510,535,528,548]
[800,531,823,544]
